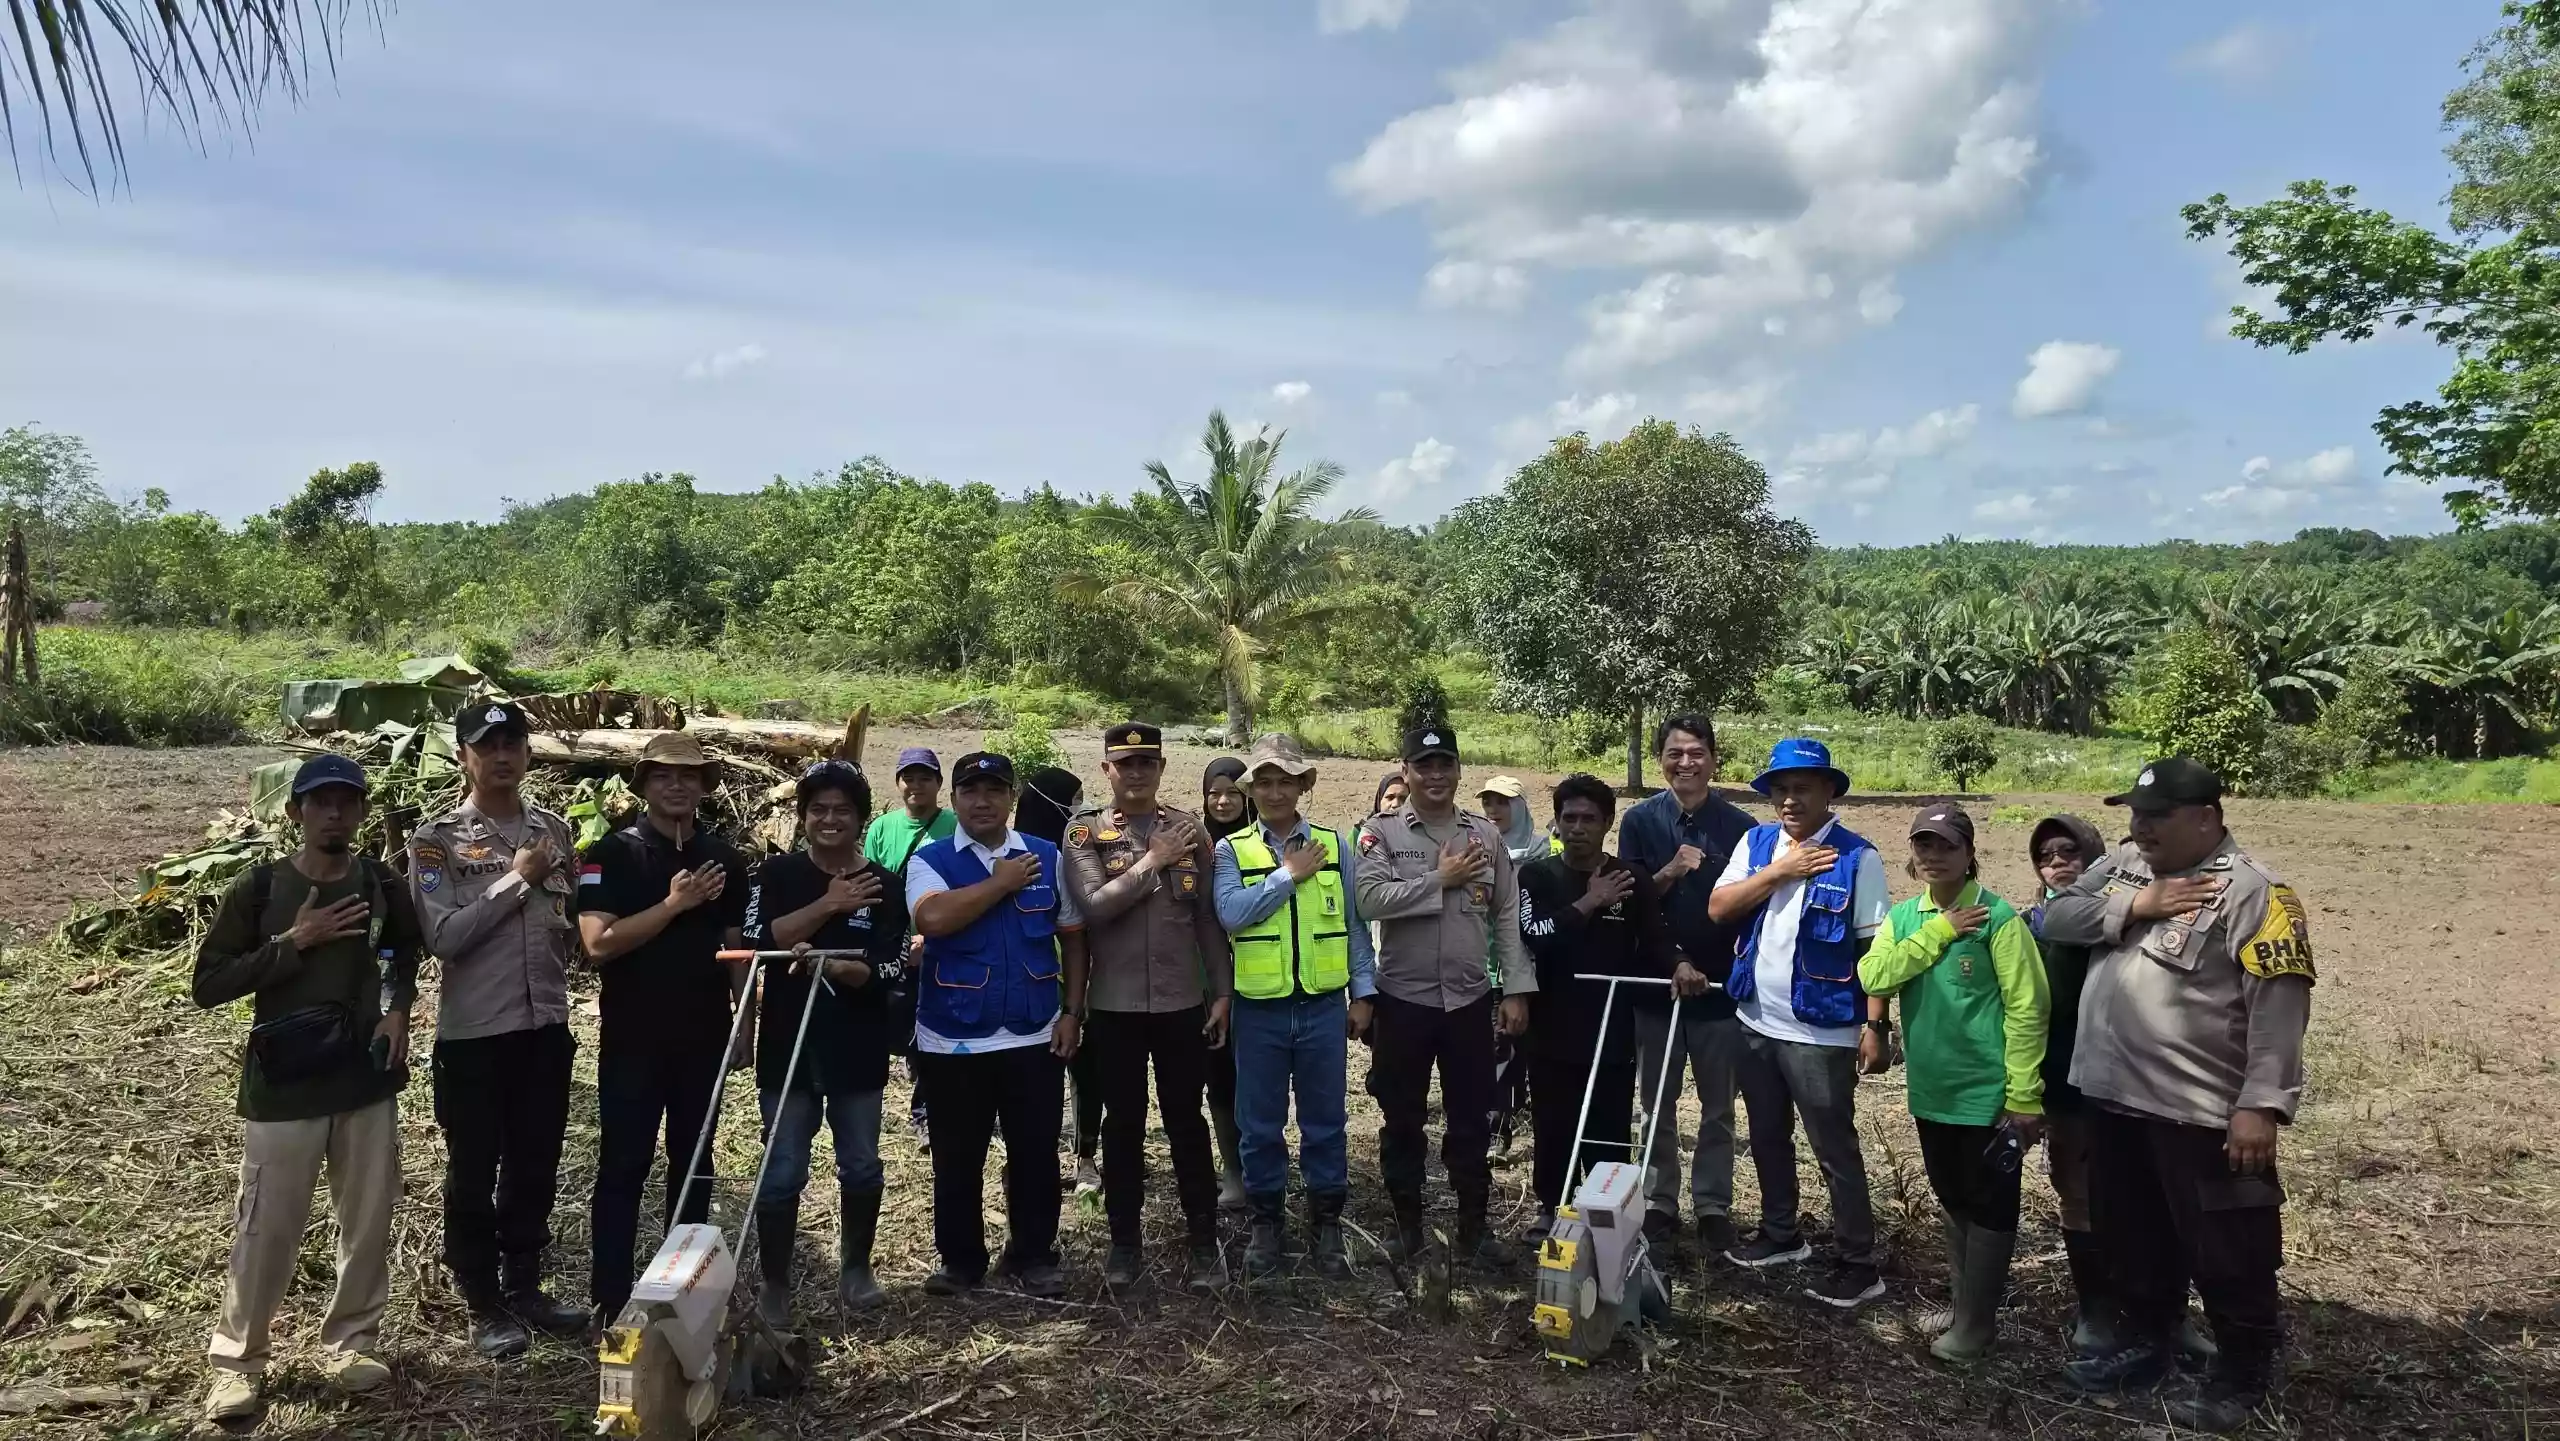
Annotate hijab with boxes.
[1489,795,1539,857]
[1201,756,1252,839]
[1014,767,1084,846]
[1371,771,1406,816]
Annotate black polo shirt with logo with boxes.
[578,820,753,1057]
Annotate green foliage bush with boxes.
[1395,674,1452,734]
[2125,627,2268,789]
[2314,665,2411,769]
[0,630,258,745]
[1755,664,1850,716]
[461,633,515,679]
[2255,724,2355,799]
[1928,715,2001,791]
[990,710,1065,776]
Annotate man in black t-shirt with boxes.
[577,733,753,1320]
[1518,773,1676,1241]
[739,760,911,1322]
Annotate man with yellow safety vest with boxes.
[1209,733,1379,1279]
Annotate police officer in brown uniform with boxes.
[1060,722,1235,1293]
[2040,757,2313,1433]
[1354,723,1535,1267]
[410,700,590,1355]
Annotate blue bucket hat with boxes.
[1752,737,1851,798]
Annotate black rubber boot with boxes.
[2166,1343,2276,1434]
[1244,1192,1290,1278]
[838,1186,886,1311]
[1210,1098,1248,1213]
[501,1253,590,1336]
[1308,1190,1351,1280]
[754,1203,797,1328]
[2060,1228,2119,1357]
[1389,1194,1430,1264]
[1454,1208,1516,1271]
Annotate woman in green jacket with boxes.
[1858,803,2050,1363]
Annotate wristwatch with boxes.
[1863,1018,1893,1036]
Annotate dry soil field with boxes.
[2,734,2557,1440]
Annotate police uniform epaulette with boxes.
[2229,847,2287,887]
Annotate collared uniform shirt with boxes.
[1616,786,1758,1021]
[410,800,580,1042]
[1712,816,1890,1049]
[1061,804,1233,1014]
[1209,815,1379,999]
[2041,833,2313,1130]
[578,821,753,1057]
[906,827,1085,1055]
[1354,805,1535,1010]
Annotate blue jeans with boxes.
[755,1086,885,1208]
[1230,990,1349,1198]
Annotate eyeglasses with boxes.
[2036,845,2082,864]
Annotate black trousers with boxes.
[1087,1007,1219,1244]
[432,1023,574,1290]
[590,1040,723,1313]
[1915,1117,2023,1233]
[1371,993,1496,1212]
[1206,1024,1237,1112]
[2091,1108,2284,1369]
[919,1044,1064,1280]
[1528,1051,1633,1214]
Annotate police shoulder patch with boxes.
[1066,824,1091,847]
[2241,884,2314,982]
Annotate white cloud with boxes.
[1374,436,1457,499]
[1872,403,1981,462]
[1550,391,1642,438]
[1973,491,2037,524]
[1337,0,2059,376]
[1271,380,1313,405]
[1422,259,1529,311]
[1857,279,1905,326]
[1785,402,1979,469]
[2012,340,2120,417]
[1319,0,1410,35]
[2182,23,2284,85]
[681,342,767,380]
[2212,445,2361,515]
[2201,483,2306,517]
[1680,376,1785,430]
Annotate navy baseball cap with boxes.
[456,699,529,745]
[895,746,942,778]
[290,753,369,798]
[950,752,1016,788]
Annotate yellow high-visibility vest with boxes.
[1227,826,1351,999]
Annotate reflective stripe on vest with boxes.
[1226,827,1351,1000]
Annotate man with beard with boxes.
[194,755,420,1422]
[578,732,754,1322]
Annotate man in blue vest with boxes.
[1707,737,1892,1308]
[906,752,1091,1299]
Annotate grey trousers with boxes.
[1735,1026,1877,1267]
[1632,1006,1741,1222]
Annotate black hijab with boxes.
[1371,771,1406,816]
[1014,767,1083,845]
[1201,756,1251,839]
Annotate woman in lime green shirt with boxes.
[1858,803,2049,1363]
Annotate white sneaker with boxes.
[204,1370,261,1422]
[1074,1157,1103,1195]
[325,1350,392,1394]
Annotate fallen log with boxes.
[525,705,872,768]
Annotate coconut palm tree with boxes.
[1086,411,1377,744]
[4,1,362,184]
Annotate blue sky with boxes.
[0,0,2508,546]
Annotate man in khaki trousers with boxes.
[191,755,422,1422]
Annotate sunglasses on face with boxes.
[2037,846,2082,865]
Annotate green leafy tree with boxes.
[1927,715,2000,793]
[1086,411,1376,744]
[761,469,1000,671]
[565,473,720,645]
[274,461,391,640]
[2184,2,2560,521]
[0,424,107,599]
[1441,420,1814,791]
[2126,627,2269,790]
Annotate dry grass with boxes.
[5,749,2560,1438]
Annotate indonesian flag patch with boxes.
[579,863,604,888]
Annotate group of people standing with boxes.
[190,704,2313,1435]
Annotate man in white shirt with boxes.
[1707,737,1892,1308]
[906,752,1090,1299]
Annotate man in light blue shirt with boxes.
[1210,733,1376,1280]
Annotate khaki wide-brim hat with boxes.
[633,731,724,789]
[1243,733,1318,779]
